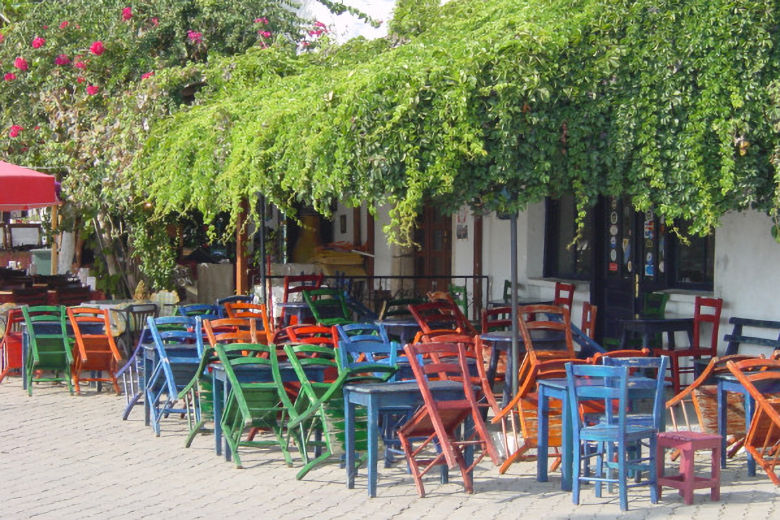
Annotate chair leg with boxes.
[618,440,628,511]
[711,445,721,502]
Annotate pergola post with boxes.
[235,199,249,294]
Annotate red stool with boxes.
[656,431,721,505]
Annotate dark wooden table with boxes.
[619,317,694,350]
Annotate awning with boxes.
[0,161,60,211]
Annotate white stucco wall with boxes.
[714,210,780,321]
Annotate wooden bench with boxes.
[723,317,780,357]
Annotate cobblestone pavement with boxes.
[0,380,777,519]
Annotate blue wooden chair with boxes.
[177,304,220,321]
[334,323,400,381]
[565,362,663,511]
[600,355,669,430]
[144,316,204,436]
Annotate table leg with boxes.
[143,350,151,427]
[223,376,231,461]
[717,380,726,468]
[743,392,756,476]
[367,399,379,497]
[344,390,356,490]
[537,384,550,482]
[212,371,223,457]
[560,391,572,492]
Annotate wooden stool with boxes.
[656,431,721,505]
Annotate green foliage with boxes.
[134,0,780,245]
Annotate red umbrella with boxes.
[0,160,60,211]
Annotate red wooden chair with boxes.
[580,301,597,339]
[67,306,122,394]
[223,302,272,344]
[0,308,24,382]
[553,281,575,312]
[409,300,476,341]
[398,341,500,496]
[726,358,780,485]
[655,296,723,394]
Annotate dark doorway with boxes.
[414,206,452,294]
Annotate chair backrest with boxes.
[600,355,669,429]
[285,324,336,347]
[693,296,723,355]
[481,306,511,334]
[409,300,475,337]
[20,305,71,368]
[641,292,669,319]
[553,281,575,312]
[177,303,220,321]
[147,315,204,356]
[282,274,323,302]
[302,288,352,326]
[518,304,575,363]
[565,363,631,430]
[580,301,597,339]
[377,297,425,320]
[333,323,399,381]
[203,317,258,346]
[590,347,650,364]
[223,302,272,343]
[216,295,252,317]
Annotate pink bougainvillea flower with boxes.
[32,37,46,48]
[308,29,323,37]
[9,125,23,138]
[74,60,87,69]
[259,30,272,38]
[314,21,326,28]
[86,85,99,95]
[254,17,269,24]
[76,76,85,83]
[59,21,69,29]
[0,34,4,43]
[141,71,154,80]
[122,7,133,21]
[14,57,29,71]
[42,25,48,30]
[89,41,105,55]
[34,125,40,131]
[151,17,159,27]
[187,30,203,44]
[3,73,16,81]
[54,54,70,65]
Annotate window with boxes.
[669,222,714,289]
[544,195,594,280]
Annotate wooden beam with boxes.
[235,199,249,294]
[473,214,483,316]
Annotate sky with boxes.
[298,0,397,43]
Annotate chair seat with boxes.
[657,430,721,445]
[580,422,656,441]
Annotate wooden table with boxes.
[343,380,465,497]
[619,317,694,350]
[374,317,421,346]
[486,298,553,309]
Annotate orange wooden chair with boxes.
[409,300,477,341]
[202,317,259,347]
[67,306,122,394]
[655,296,723,394]
[398,341,500,496]
[223,302,272,344]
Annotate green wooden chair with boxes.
[302,287,353,326]
[22,305,73,396]
[282,343,388,480]
[213,342,293,469]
